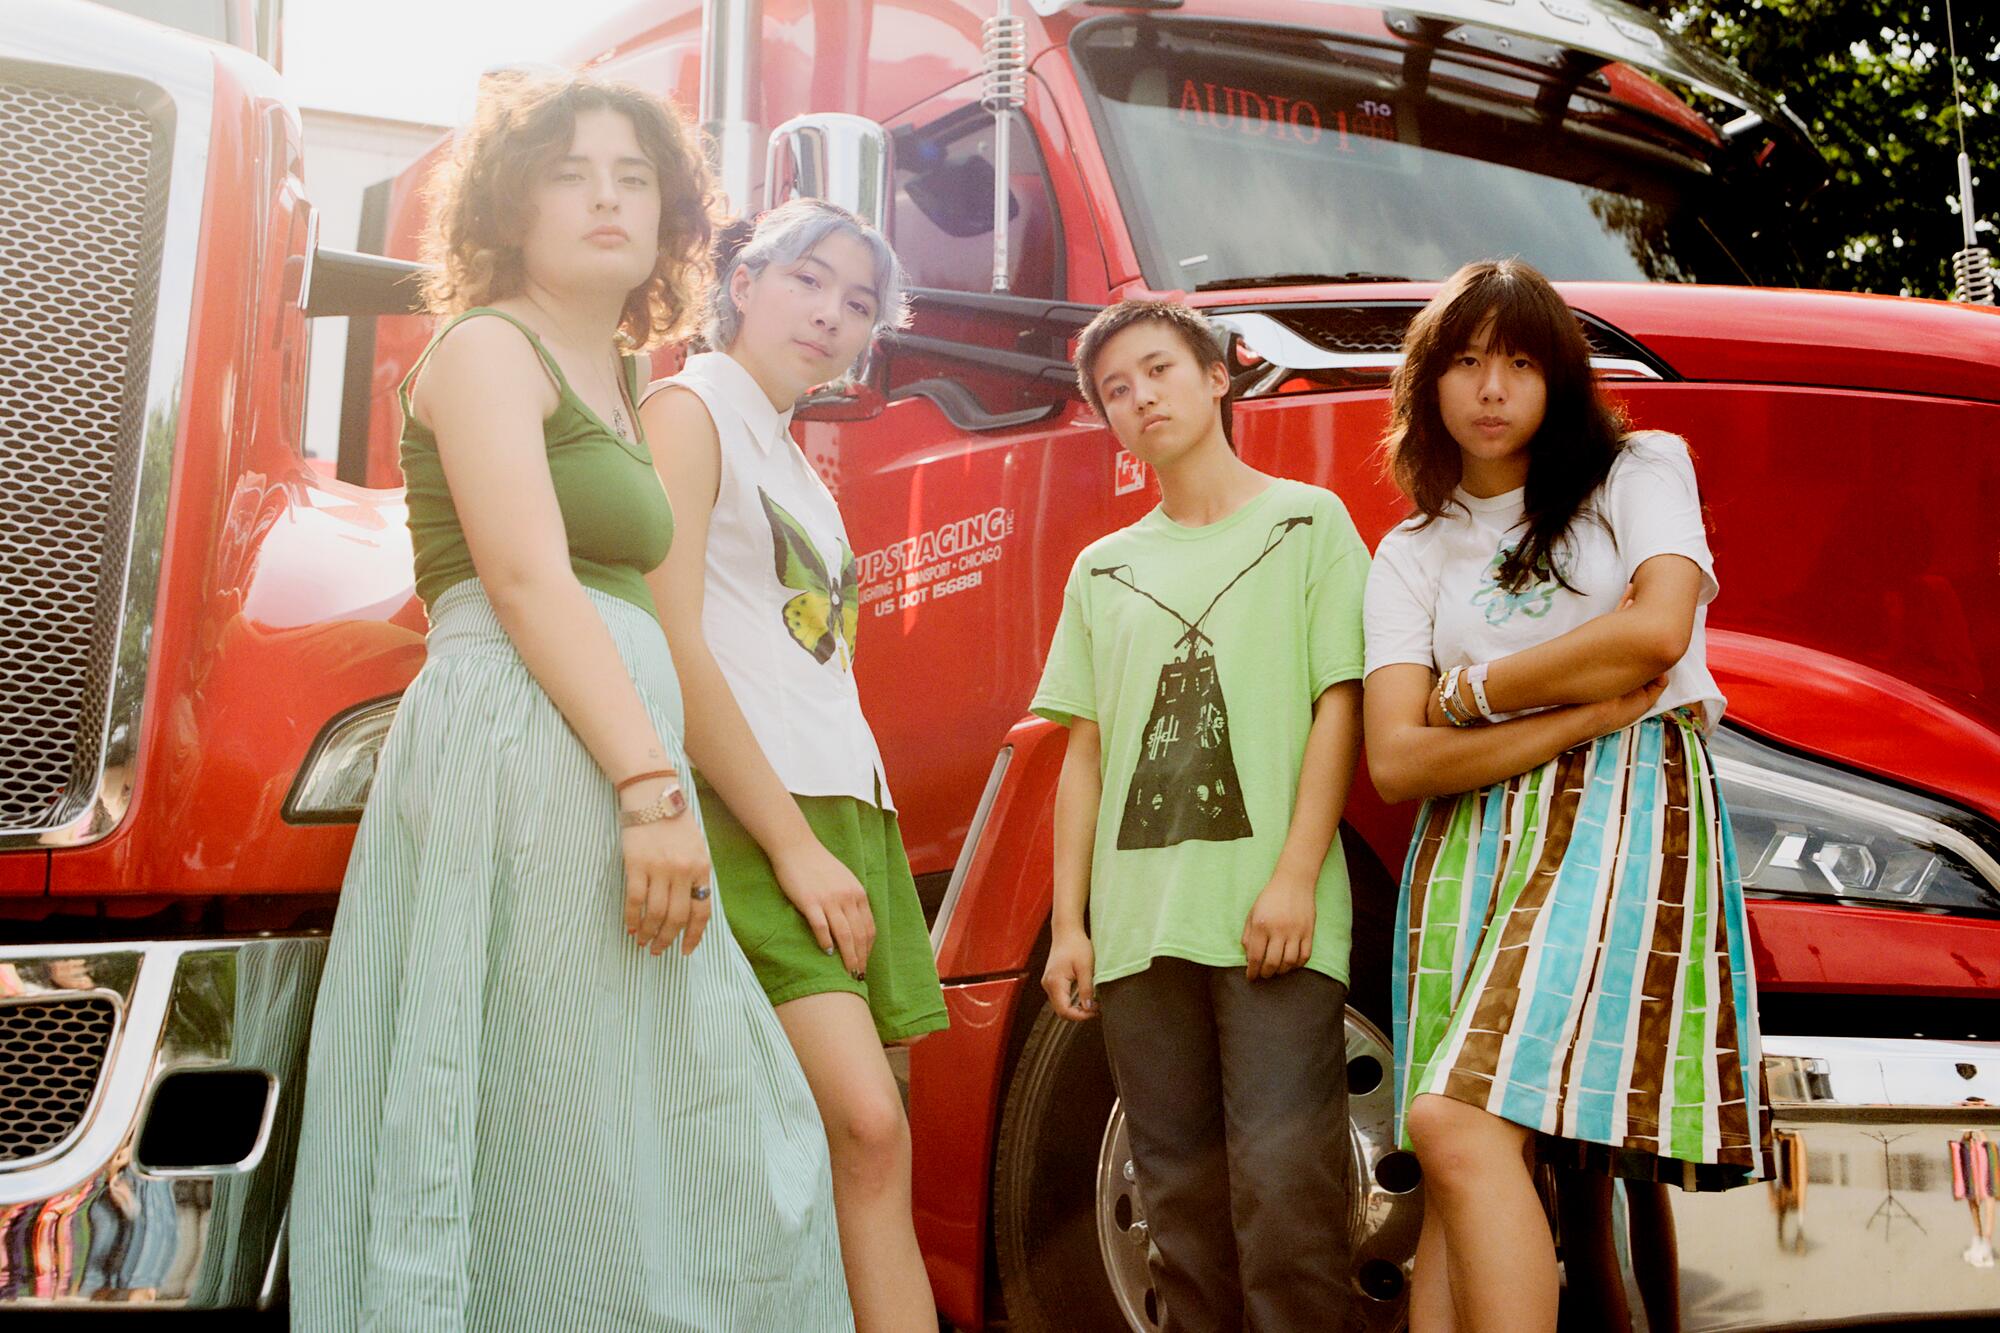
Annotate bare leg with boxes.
[1554,1171,1631,1331]
[776,991,937,1333]
[1625,1182,1680,1331]
[1406,1094,1558,1333]
[1409,1205,1459,1333]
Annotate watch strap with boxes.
[619,779,688,827]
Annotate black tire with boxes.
[991,1000,1130,1333]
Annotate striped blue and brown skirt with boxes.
[1392,708,1771,1190]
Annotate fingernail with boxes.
[823,945,836,956]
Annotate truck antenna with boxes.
[982,0,1029,293]
[1945,0,1994,303]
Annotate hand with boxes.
[1586,674,1670,740]
[1242,873,1316,980]
[772,839,876,976]
[1043,927,1097,1021]
[619,806,713,956]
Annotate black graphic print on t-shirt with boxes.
[1093,515,1312,851]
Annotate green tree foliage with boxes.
[1633,0,1996,296]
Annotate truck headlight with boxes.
[1712,727,2000,918]
[283,697,400,823]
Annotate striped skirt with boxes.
[290,583,852,1331]
[1392,709,1770,1190]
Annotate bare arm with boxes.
[639,385,875,974]
[1242,680,1363,979]
[1436,556,1702,722]
[1368,663,1664,804]
[1276,680,1363,884]
[417,317,709,954]
[1043,717,1102,1020]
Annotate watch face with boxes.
[665,786,688,817]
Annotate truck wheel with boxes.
[990,1001,1127,1332]
[992,998,1422,1332]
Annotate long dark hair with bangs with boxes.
[1384,259,1627,594]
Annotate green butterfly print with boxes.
[760,487,859,668]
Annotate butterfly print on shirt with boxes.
[761,488,859,669]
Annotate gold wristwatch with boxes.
[619,776,689,827]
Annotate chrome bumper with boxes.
[0,936,326,1308]
[1676,1033,2000,1330]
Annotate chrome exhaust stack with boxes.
[700,0,763,216]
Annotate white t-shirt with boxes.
[645,351,894,808]
[1363,430,1725,729]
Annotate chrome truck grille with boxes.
[0,995,119,1164]
[0,71,170,836]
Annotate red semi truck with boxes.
[4,0,1999,1328]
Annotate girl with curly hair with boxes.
[1362,259,1770,1331]
[290,75,851,1330]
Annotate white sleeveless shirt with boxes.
[649,351,893,809]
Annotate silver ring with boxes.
[691,885,711,901]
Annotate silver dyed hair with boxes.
[705,198,913,363]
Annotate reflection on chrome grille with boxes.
[0,73,169,835]
[0,996,119,1164]
[1281,305,1414,355]
[1267,304,1670,376]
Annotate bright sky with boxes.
[285,0,645,126]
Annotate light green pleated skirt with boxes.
[290,582,852,1331]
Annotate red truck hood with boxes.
[1193,281,2000,404]
[1188,279,2000,819]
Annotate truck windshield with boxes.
[1072,18,1801,291]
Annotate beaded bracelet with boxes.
[1437,667,1478,728]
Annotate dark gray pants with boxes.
[1097,956,1353,1333]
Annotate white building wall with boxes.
[300,108,444,464]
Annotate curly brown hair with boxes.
[418,71,717,349]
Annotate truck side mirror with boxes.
[765,113,894,235]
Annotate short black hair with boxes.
[1073,300,1233,446]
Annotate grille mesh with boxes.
[0,75,168,834]
[0,996,119,1164]
[1281,305,1417,355]
[1260,304,1670,377]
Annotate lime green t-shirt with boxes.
[1030,478,1370,986]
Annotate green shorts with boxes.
[697,778,948,1043]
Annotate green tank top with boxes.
[399,307,673,620]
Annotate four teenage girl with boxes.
[293,67,1764,1333]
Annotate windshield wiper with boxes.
[1193,271,1413,291]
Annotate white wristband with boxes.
[1467,661,1496,721]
